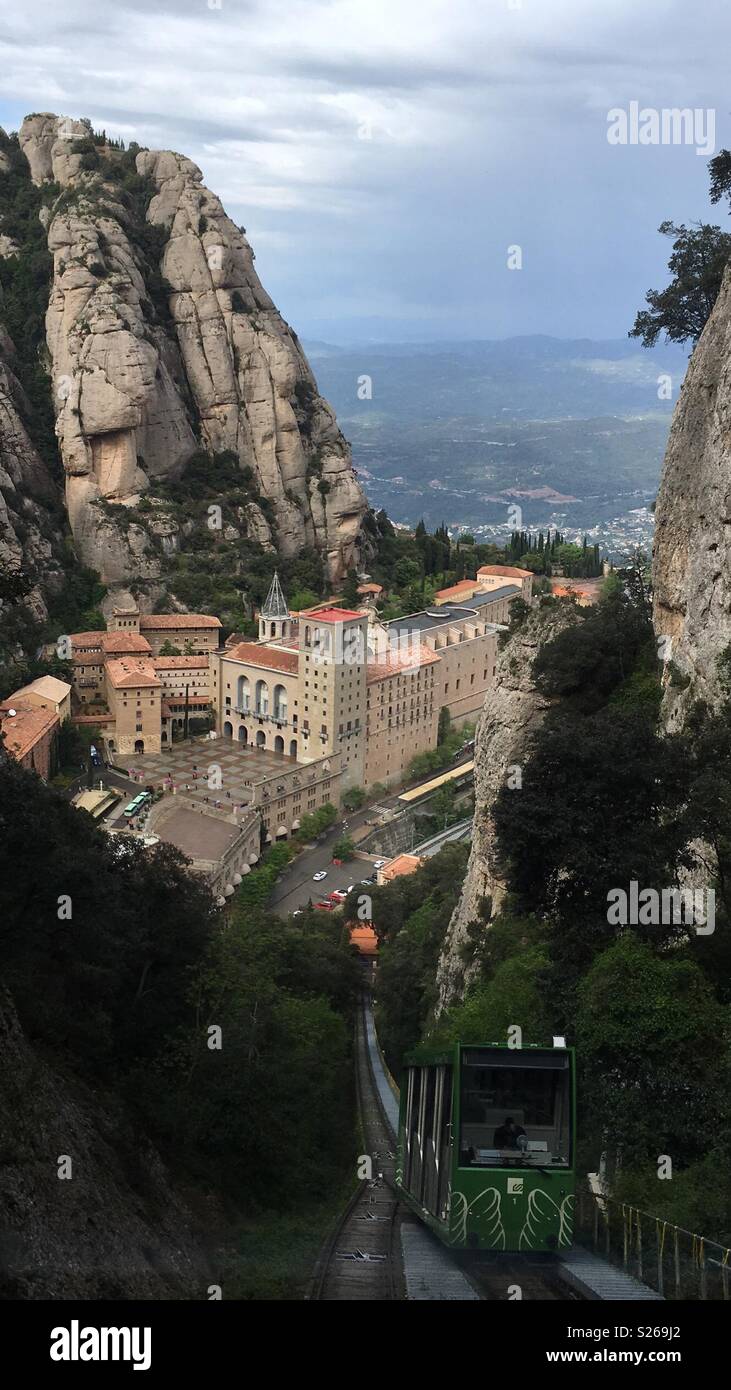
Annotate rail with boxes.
[575,1185,731,1300]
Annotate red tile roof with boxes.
[307,608,364,623]
[224,642,299,674]
[105,658,162,690]
[435,580,479,599]
[69,630,104,649]
[0,702,59,762]
[139,614,221,630]
[367,643,440,682]
[101,632,152,655]
[477,564,532,579]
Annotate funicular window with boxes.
[420,1067,437,1210]
[437,1067,453,1220]
[403,1067,421,1194]
[459,1049,571,1169]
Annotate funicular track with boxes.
[310,1000,403,1301]
[311,994,584,1301]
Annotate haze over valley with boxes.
[310,334,690,555]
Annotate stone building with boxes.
[213,573,519,791]
[104,658,162,756]
[107,603,222,654]
[0,701,60,779]
[8,675,72,724]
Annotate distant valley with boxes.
[306,336,691,557]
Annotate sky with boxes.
[1,0,729,343]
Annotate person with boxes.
[493,1116,526,1150]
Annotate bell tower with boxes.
[259,571,291,641]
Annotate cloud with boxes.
[1,0,729,340]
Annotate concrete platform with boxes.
[558,1247,664,1300]
[400,1217,480,1300]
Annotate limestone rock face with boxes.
[435,606,578,1013]
[0,988,212,1298]
[15,114,369,592]
[653,263,731,729]
[0,325,65,628]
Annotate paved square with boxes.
[119,736,297,810]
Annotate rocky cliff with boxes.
[0,321,65,628]
[0,988,214,1298]
[435,605,577,1012]
[653,261,731,729]
[2,114,369,599]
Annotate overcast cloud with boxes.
[1,0,729,341]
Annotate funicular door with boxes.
[422,1066,440,1215]
[402,1067,417,1192]
[436,1066,453,1222]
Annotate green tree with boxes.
[576,935,728,1165]
[342,785,366,811]
[629,220,731,347]
[332,836,355,861]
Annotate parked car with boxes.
[360,878,373,886]
[312,870,328,882]
[373,859,386,870]
[315,901,334,911]
[292,909,303,917]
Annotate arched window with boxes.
[274,735,284,754]
[223,720,233,738]
[289,739,297,758]
[238,726,248,744]
[273,684,287,721]
[270,622,276,637]
[237,674,250,710]
[255,679,269,715]
[256,730,266,748]
[304,625,311,647]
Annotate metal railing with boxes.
[575,1184,731,1300]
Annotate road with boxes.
[268,753,475,916]
[268,804,381,915]
[63,752,475,913]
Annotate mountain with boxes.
[0,114,369,619]
[307,336,691,547]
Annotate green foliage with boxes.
[144,905,360,1202]
[372,843,469,1074]
[630,219,731,347]
[576,935,728,1166]
[0,134,58,474]
[341,784,366,811]
[332,836,355,861]
[288,587,318,612]
[234,841,293,908]
[0,753,215,1077]
[295,802,337,843]
[407,721,474,780]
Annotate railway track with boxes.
[310,1003,404,1301]
[468,1255,581,1301]
[311,994,581,1301]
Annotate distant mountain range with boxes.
[305,336,691,550]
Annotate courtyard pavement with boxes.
[117,737,297,811]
